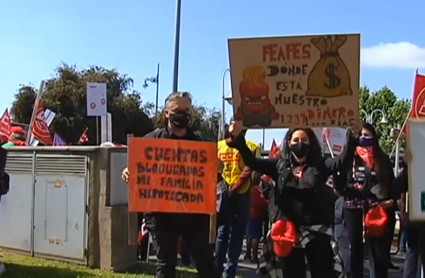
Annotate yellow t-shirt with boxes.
[217,139,261,193]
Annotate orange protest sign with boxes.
[127,138,217,214]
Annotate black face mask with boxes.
[289,142,309,158]
[169,111,190,128]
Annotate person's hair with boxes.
[281,128,322,161]
[155,92,193,128]
[10,132,25,141]
[359,122,392,192]
[164,91,192,109]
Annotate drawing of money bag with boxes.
[305,35,353,98]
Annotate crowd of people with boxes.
[0,90,423,278]
[121,91,425,278]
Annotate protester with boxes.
[3,126,26,146]
[121,92,216,278]
[244,171,268,264]
[215,122,261,278]
[398,211,408,255]
[343,122,396,278]
[395,158,425,278]
[178,238,191,267]
[386,197,399,271]
[396,158,408,257]
[333,171,351,277]
[226,120,359,278]
[137,218,150,261]
[261,175,272,242]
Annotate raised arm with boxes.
[324,129,357,176]
[226,135,279,180]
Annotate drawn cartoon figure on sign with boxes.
[234,66,279,127]
[305,35,353,98]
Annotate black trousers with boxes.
[152,213,216,278]
[277,233,334,278]
[263,212,270,239]
[407,223,425,274]
[344,208,388,278]
[384,208,396,264]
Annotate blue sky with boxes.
[1,0,425,148]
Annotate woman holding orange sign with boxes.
[226,120,360,278]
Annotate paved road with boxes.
[236,253,405,278]
[147,254,405,277]
[148,245,406,277]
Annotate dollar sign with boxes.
[324,64,341,89]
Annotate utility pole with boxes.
[172,0,182,92]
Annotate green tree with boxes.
[153,104,221,142]
[10,85,37,124]
[359,86,410,153]
[11,63,154,144]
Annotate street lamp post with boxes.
[143,63,160,116]
[361,109,402,176]
[172,0,182,92]
[360,109,388,124]
[221,69,230,138]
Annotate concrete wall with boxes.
[87,147,138,271]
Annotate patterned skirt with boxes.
[257,224,346,278]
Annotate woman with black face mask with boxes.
[226,121,359,278]
[342,122,396,278]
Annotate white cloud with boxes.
[361,42,425,68]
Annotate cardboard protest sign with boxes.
[228,34,360,128]
[127,138,217,214]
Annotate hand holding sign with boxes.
[122,167,130,183]
[350,118,362,135]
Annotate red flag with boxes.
[0,109,11,143]
[401,73,425,134]
[78,127,89,144]
[269,139,279,158]
[31,100,52,145]
[263,139,279,182]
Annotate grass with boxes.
[1,251,197,278]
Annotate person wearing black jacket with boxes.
[395,157,425,278]
[333,170,351,276]
[226,121,359,278]
[122,92,215,278]
[342,122,396,278]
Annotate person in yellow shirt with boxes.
[215,121,261,278]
